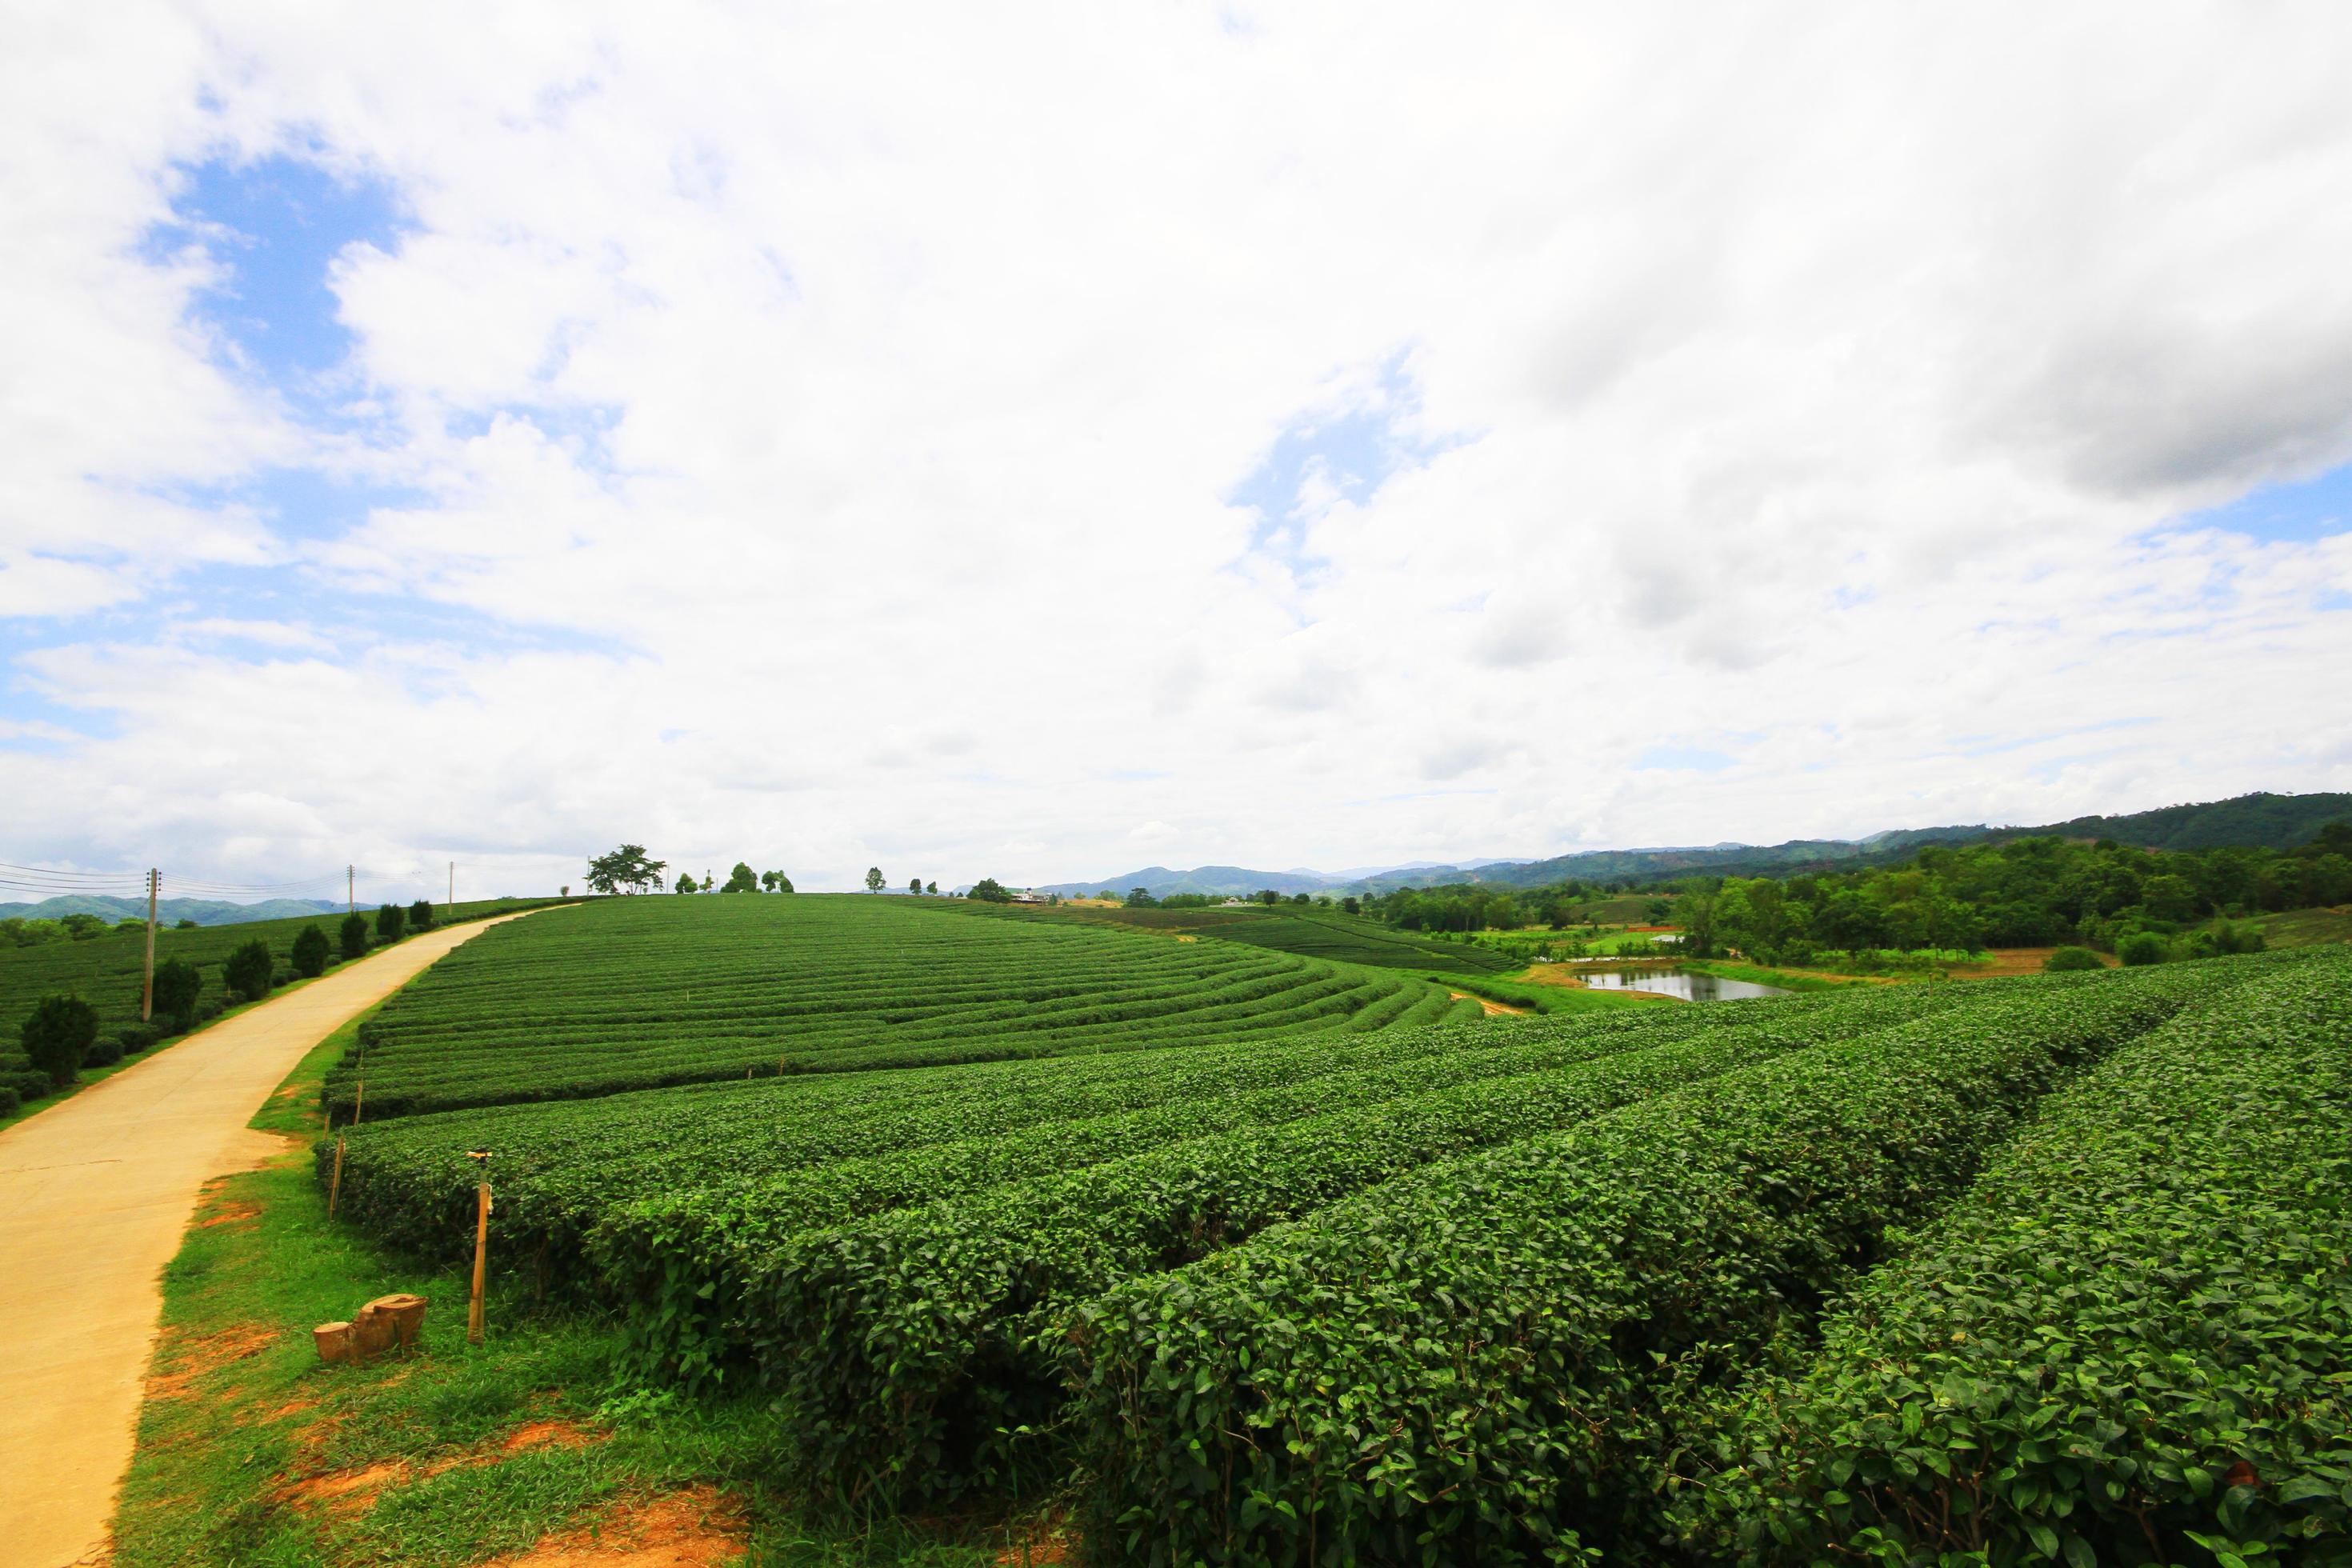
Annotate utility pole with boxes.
[448,861,454,921]
[141,868,158,1022]
[347,865,354,914]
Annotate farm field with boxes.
[300,908,2350,1563]
[324,894,1480,1119]
[1035,901,1520,973]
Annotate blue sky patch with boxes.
[2174,458,2352,543]
[146,151,408,396]
[1633,745,1735,773]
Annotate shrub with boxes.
[290,924,331,978]
[150,956,204,1030]
[376,903,406,942]
[2186,918,2267,958]
[116,1022,160,1053]
[408,898,435,931]
[84,1036,123,1068]
[2044,945,2105,972]
[22,994,99,1086]
[339,913,370,961]
[2118,930,2173,966]
[0,1086,18,1116]
[222,938,275,1002]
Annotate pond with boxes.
[1576,966,1790,1002]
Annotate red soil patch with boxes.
[488,1486,747,1567]
[281,1458,410,1515]
[194,1202,262,1229]
[1448,991,1526,1017]
[1947,946,2110,979]
[146,1324,279,1398]
[501,1418,603,1454]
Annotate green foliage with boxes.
[2043,944,2105,972]
[583,842,666,895]
[673,873,698,894]
[318,896,1464,1121]
[2118,930,2171,966]
[1679,951,2352,1568]
[374,903,406,942]
[22,992,99,1085]
[290,925,330,978]
[865,866,885,893]
[150,957,202,1027]
[968,878,1012,902]
[407,898,434,930]
[1073,960,2256,1564]
[338,913,370,961]
[222,938,276,1002]
[722,862,759,894]
[1126,886,1157,908]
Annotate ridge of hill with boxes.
[0,894,342,926]
[1036,790,2352,898]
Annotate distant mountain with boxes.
[1038,792,2352,899]
[0,894,341,926]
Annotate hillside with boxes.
[1039,790,2352,897]
[0,894,341,926]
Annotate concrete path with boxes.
[0,910,546,1568]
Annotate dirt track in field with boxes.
[0,909,548,1568]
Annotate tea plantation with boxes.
[322,894,1480,1119]
[314,904,2350,1566]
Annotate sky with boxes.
[2,2,2350,898]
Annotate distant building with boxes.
[1010,890,1046,905]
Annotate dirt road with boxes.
[0,910,546,1568]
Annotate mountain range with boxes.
[0,895,342,927]
[1033,790,2352,901]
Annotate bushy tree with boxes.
[2116,930,2172,966]
[290,924,331,978]
[1257,890,1278,906]
[1127,887,1158,908]
[223,938,275,1002]
[150,957,203,1028]
[408,898,435,930]
[338,913,370,961]
[909,877,923,896]
[722,862,759,894]
[926,881,938,894]
[865,866,886,894]
[175,917,198,930]
[969,878,1013,902]
[2043,946,2105,973]
[675,873,698,894]
[62,913,106,940]
[375,903,406,942]
[769,870,795,894]
[586,844,667,895]
[1341,895,1361,915]
[22,994,98,1086]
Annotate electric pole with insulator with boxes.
[141,868,158,1021]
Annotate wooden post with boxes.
[352,1076,365,1126]
[466,1150,492,1345]
[141,868,158,1022]
[468,1180,490,1343]
[326,1134,346,1219]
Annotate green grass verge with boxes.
[1439,971,1668,1014]
[1679,959,1884,994]
[108,1019,1049,1567]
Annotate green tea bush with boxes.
[290,924,330,978]
[1072,964,2239,1564]
[1680,950,2350,1568]
[22,994,98,1086]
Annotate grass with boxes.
[2250,905,2352,948]
[1042,902,1518,974]
[1449,970,1670,1014]
[1678,959,1882,994]
[108,1020,1050,1568]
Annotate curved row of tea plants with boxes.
[1069,957,2271,1566]
[326,993,1707,1266]
[325,895,1478,1119]
[1676,949,2352,1568]
[637,979,1987,1506]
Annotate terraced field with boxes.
[1038,903,1519,974]
[324,895,1478,1119]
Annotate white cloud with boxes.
[2,1,2350,893]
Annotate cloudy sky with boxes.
[3,2,2349,898]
